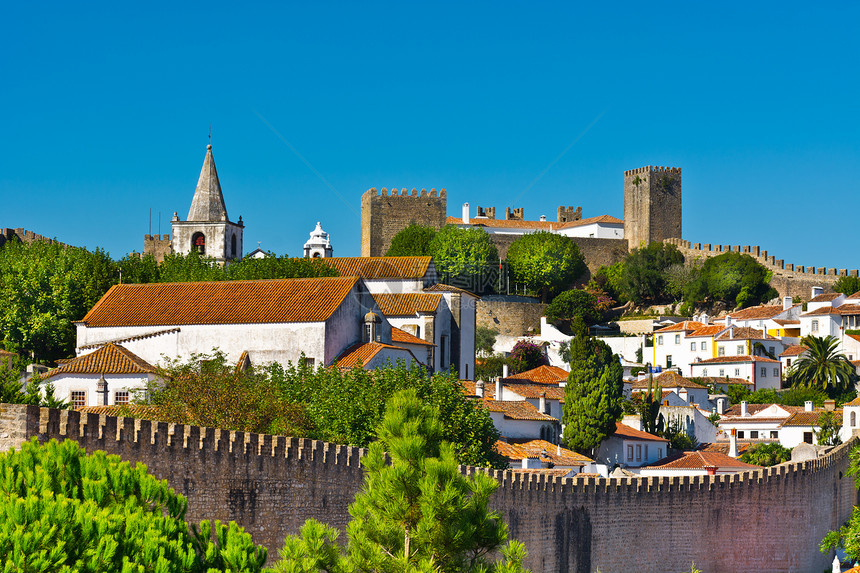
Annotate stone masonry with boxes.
[0,403,856,573]
[361,187,447,257]
[624,166,682,250]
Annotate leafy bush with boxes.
[506,232,586,302]
[833,275,860,296]
[684,252,777,309]
[429,226,499,294]
[385,222,437,256]
[476,354,508,382]
[593,261,625,304]
[508,340,548,374]
[476,326,499,356]
[545,289,602,330]
[739,442,791,466]
[619,242,684,304]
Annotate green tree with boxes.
[544,289,601,330]
[739,442,791,466]
[619,242,684,304]
[821,446,860,561]
[270,389,528,573]
[386,223,438,257]
[117,252,160,284]
[0,240,117,363]
[429,226,498,294]
[593,261,625,304]
[638,372,665,436]
[224,255,338,281]
[787,335,856,398]
[684,252,777,309]
[475,354,508,384]
[562,319,624,454]
[157,250,223,282]
[832,275,860,296]
[815,411,843,446]
[661,415,698,450]
[476,326,499,356]
[506,232,586,302]
[508,340,548,375]
[0,438,266,572]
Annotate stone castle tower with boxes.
[145,144,244,263]
[623,166,682,250]
[360,187,447,256]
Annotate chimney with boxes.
[539,391,547,414]
[729,428,738,457]
[783,296,793,310]
[825,399,836,411]
[725,315,732,327]
[495,377,503,401]
[716,397,726,415]
[96,374,108,406]
[475,380,484,398]
[502,363,509,379]
[462,202,470,225]
[805,400,813,412]
[741,401,748,417]
[540,215,547,222]
[705,465,717,476]
[812,286,824,299]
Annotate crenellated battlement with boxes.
[0,227,63,248]
[624,166,682,176]
[361,186,447,256]
[364,187,446,199]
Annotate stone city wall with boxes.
[0,404,855,573]
[477,297,548,337]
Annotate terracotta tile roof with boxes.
[847,334,860,345]
[320,256,432,279]
[654,451,759,470]
[334,342,419,369]
[728,305,794,321]
[630,371,707,390]
[423,283,480,298]
[715,327,776,341]
[461,380,496,399]
[0,349,16,357]
[503,384,565,402]
[695,376,754,386]
[654,321,704,333]
[391,327,435,346]
[723,403,800,417]
[720,416,793,424]
[503,364,569,385]
[772,319,800,326]
[555,215,624,229]
[44,344,155,379]
[781,410,839,427]
[78,328,181,351]
[447,214,623,231]
[688,325,725,337]
[495,439,592,465]
[79,404,160,418]
[81,277,360,327]
[801,306,841,316]
[835,304,860,315]
[809,292,842,303]
[702,442,752,455]
[612,422,667,442]
[372,293,442,316]
[845,396,860,406]
[482,399,556,421]
[848,291,860,300]
[695,355,779,365]
[780,345,806,357]
[509,468,578,477]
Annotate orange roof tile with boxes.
[78,327,181,351]
[495,439,592,465]
[321,256,432,279]
[79,404,161,418]
[772,319,800,326]
[631,371,707,390]
[44,344,155,379]
[423,283,480,298]
[728,305,794,321]
[809,292,842,303]
[694,376,754,386]
[612,422,667,442]
[461,380,496,399]
[723,403,801,417]
[688,325,725,337]
[334,342,419,369]
[391,327,434,346]
[504,384,565,401]
[654,321,704,333]
[780,345,806,357]
[482,399,556,421]
[845,396,860,407]
[503,364,569,385]
[81,277,359,327]
[555,215,624,229]
[372,293,442,316]
[654,451,759,470]
[781,410,840,427]
[716,327,776,341]
[448,214,623,231]
[848,291,860,300]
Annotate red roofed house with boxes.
[639,451,759,477]
[690,355,782,391]
[595,422,668,469]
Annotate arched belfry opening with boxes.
[192,232,206,256]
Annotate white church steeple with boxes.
[303,222,333,258]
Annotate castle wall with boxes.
[360,187,447,257]
[487,235,627,278]
[0,227,62,247]
[143,234,172,263]
[477,297,548,337]
[664,238,852,300]
[0,403,855,573]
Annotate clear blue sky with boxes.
[2,2,858,270]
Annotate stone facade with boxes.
[624,166,682,250]
[477,297,548,337]
[142,234,172,263]
[360,187,447,257]
[0,403,856,573]
[0,228,61,248]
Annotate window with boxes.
[675,334,680,344]
[734,368,740,376]
[701,341,707,351]
[440,335,448,368]
[114,391,129,405]
[760,367,767,377]
[363,323,371,342]
[786,358,792,368]
[636,444,642,461]
[191,232,206,256]
[702,368,708,376]
[231,234,237,258]
[803,432,813,444]
[718,347,725,356]
[302,357,315,369]
[773,368,779,377]
[770,431,778,439]
[852,412,857,428]
[691,342,696,351]
[812,320,819,333]
[750,431,759,439]
[719,369,725,376]
[658,448,663,459]
[737,431,745,439]
[465,364,469,379]
[666,355,672,368]
[769,346,775,356]
[657,335,663,345]
[736,345,744,355]
[71,391,86,409]
[627,445,634,460]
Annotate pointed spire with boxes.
[187,144,229,222]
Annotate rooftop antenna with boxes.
[149,208,152,235]
[158,212,161,235]
[209,124,212,147]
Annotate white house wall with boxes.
[48,373,155,409]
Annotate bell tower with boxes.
[171,144,244,263]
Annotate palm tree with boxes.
[787,335,856,396]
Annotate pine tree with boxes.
[639,372,664,436]
[270,389,529,573]
[562,318,624,455]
